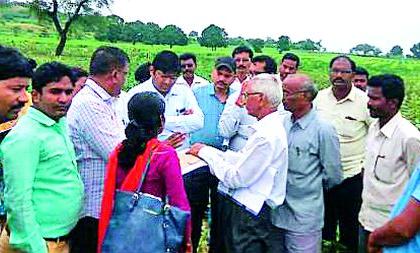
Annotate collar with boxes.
[328,84,356,103]
[85,78,113,102]
[377,112,402,138]
[291,108,316,130]
[208,84,234,97]
[250,111,279,132]
[27,107,63,127]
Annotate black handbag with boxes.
[102,155,190,253]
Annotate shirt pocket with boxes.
[374,156,396,184]
[336,116,363,139]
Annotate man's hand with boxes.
[182,109,194,115]
[368,233,383,253]
[164,132,186,148]
[187,143,206,156]
[235,80,249,107]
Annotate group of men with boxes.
[0,43,419,253]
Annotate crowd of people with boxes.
[0,43,419,253]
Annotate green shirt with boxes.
[0,107,84,253]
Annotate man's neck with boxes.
[292,104,312,122]
[184,75,194,86]
[379,111,398,129]
[214,86,229,103]
[91,76,114,96]
[237,72,248,83]
[257,107,277,120]
[332,84,352,101]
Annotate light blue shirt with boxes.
[384,165,420,253]
[191,84,235,150]
[272,108,343,232]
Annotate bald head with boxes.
[283,74,317,102]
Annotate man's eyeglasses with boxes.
[242,91,263,100]
[283,90,308,97]
[181,63,194,68]
[329,69,353,75]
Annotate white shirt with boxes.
[359,112,420,231]
[199,111,288,215]
[125,78,204,150]
[175,74,209,89]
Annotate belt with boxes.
[5,224,70,243]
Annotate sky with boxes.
[110,0,420,54]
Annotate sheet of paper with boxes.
[177,149,208,175]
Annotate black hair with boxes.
[118,92,165,172]
[368,74,405,109]
[152,50,180,74]
[329,55,356,72]
[134,62,152,83]
[71,67,88,83]
[355,66,369,79]
[89,46,129,76]
[252,55,277,74]
[281,53,300,68]
[32,62,74,92]
[179,53,197,64]
[0,45,35,81]
[232,45,254,59]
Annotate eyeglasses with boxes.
[329,69,353,75]
[283,90,308,97]
[181,63,194,68]
[242,91,263,100]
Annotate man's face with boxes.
[233,52,252,75]
[367,86,393,119]
[244,83,263,118]
[0,77,30,122]
[282,76,307,113]
[329,58,354,87]
[32,76,74,121]
[212,67,235,90]
[353,74,368,91]
[250,61,266,76]
[153,70,178,94]
[180,59,196,79]
[111,64,129,96]
[279,59,298,81]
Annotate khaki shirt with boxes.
[359,112,420,231]
[314,85,373,178]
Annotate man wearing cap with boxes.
[188,57,236,253]
[126,50,204,150]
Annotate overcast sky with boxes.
[110,0,420,54]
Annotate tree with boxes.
[247,38,265,53]
[159,25,188,48]
[30,0,111,56]
[293,39,323,51]
[141,22,161,45]
[198,24,228,51]
[388,45,403,57]
[350,43,382,56]
[227,36,245,46]
[188,31,198,37]
[410,42,420,58]
[265,37,277,48]
[277,35,291,53]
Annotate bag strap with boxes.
[134,152,153,195]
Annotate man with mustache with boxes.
[278,53,300,82]
[189,57,237,253]
[126,50,204,150]
[0,45,34,232]
[358,74,420,253]
[230,46,253,91]
[176,53,209,89]
[314,55,373,252]
[0,62,84,253]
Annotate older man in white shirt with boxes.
[189,75,288,253]
[125,50,204,150]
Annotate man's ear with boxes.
[31,89,41,103]
[388,98,399,111]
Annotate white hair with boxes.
[250,74,283,107]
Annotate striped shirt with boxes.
[67,79,125,219]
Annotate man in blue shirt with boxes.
[187,57,236,253]
[272,74,342,252]
[368,163,420,253]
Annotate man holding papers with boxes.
[188,75,288,253]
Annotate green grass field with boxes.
[1,32,419,128]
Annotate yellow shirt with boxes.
[314,85,373,178]
[358,112,420,231]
